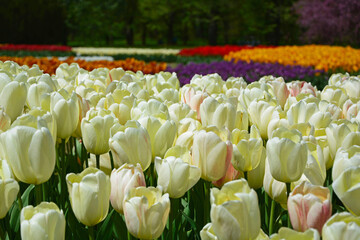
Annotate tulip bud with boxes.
[50,89,79,139]
[322,212,360,240]
[288,181,332,233]
[266,127,308,183]
[81,108,118,155]
[0,159,19,218]
[192,127,232,181]
[20,202,65,240]
[110,163,146,214]
[0,126,55,184]
[109,120,152,170]
[123,187,170,239]
[66,167,111,226]
[210,179,261,240]
[180,85,208,120]
[333,166,360,216]
[271,227,320,240]
[155,156,201,198]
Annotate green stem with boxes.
[286,182,292,228]
[61,139,67,209]
[127,231,131,240]
[17,191,23,210]
[269,198,276,235]
[4,214,13,239]
[81,138,88,168]
[35,184,43,205]
[0,218,6,240]
[109,151,114,170]
[88,226,95,240]
[42,182,47,202]
[169,198,179,240]
[96,154,100,169]
[203,180,211,225]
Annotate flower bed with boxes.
[0,56,167,74]
[178,45,275,56]
[225,45,360,72]
[166,60,323,86]
[72,47,180,56]
[0,44,72,51]
[0,60,359,239]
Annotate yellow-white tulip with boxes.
[321,86,349,108]
[270,227,320,240]
[322,212,360,240]
[155,156,201,198]
[263,159,287,206]
[123,187,170,239]
[0,107,11,132]
[210,179,261,240]
[50,89,79,139]
[0,126,55,184]
[333,166,360,216]
[0,80,27,122]
[138,116,177,159]
[332,146,360,181]
[66,167,110,226]
[81,108,118,155]
[0,159,19,219]
[20,202,65,240]
[231,125,265,172]
[266,127,308,183]
[109,120,152,170]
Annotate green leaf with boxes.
[112,212,128,239]
[96,209,115,239]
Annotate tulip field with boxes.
[0,44,360,240]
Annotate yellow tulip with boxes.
[322,212,360,240]
[270,227,320,240]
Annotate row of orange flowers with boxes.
[0,56,167,75]
[224,45,360,72]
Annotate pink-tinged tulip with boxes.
[180,85,208,120]
[0,107,11,132]
[72,94,90,138]
[212,161,242,188]
[342,99,360,121]
[259,76,290,108]
[287,81,318,97]
[110,163,146,214]
[192,127,232,182]
[288,181,332,233]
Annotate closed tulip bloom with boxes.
[288,181,332,233]
[0,159,19,219]
[342,99,360,120]
[20,202,65,240]
[0,126,55,184]
[248,99,279,139]
[333,146,360,181]
[138,116,177,159]
[180,85,208,120]
[238,82,274,111]
[231,125,264,172]
[0,80,27,122]
[287,81,318,98]
[155,156,201,198]
[322,212,360,240]
[200,97,247,132]
[333,166,360,216]
[110,163,146,214]
[123,187,170,239]
[212,161,242,188]
[267,127,308,183]
[261,76,289,108]
[27,81,54,109]
[210,179,261,240]
[81,108,118,155]
[200,223,218,240]
[66,167,111,226]
[72,94,90,138]
[247,148,266,190]
[168,102,196,126]
[271,227,320,240]
[131,99,170,121]
[50,89,79,139]
[192,127,232,181]
[287,100,318,126]
[302,141,326,186]
[109,120,152,170]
